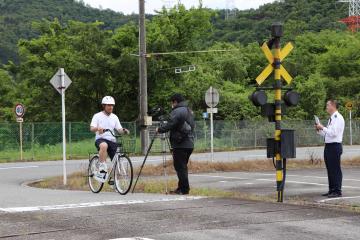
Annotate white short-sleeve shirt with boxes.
[90,112,122,142]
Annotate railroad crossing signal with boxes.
[256,42,294,85]
[250,23,299,203]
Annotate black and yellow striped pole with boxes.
[273,24,284,202]
[253,23,295,203]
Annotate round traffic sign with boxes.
[346,102,353,111]
[205,87,220,108]
[15,104,25,118]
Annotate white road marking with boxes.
[0,196,205,213]
[191,174,249,180]
[318,195,360,203]
[0,165,39,171]
[285,174,360,182]
[191,174,360,189]
[219,181,228,183]
[245,154,267,158]
[109,238,154,240]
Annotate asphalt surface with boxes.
[0,146,360,239]
[189,168,360,205]
[1,198,360,240]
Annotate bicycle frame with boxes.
[92,147,126,184]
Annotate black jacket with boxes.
[158,101,195,149]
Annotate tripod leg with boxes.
[132,133,158,193]
[161,134,168,194]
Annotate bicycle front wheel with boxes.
[88,156,104,193]
[114,155,133,195]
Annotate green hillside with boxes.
[0,0,136,63]
[212,0,348,44]
[0,0,349,64]
[0,0,358,122]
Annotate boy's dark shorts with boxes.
[95,139,119,160]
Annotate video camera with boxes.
[148,106,167,122]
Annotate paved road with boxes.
[189,168,360,206]
[187,145,360,162]
[1,197,360,240]
[0,147,360,239]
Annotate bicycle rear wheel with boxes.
[114,155,133,195]
[88,156,104,193]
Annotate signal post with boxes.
[250,23,300,202]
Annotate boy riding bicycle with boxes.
[90,96,130,182]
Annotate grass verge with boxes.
[138,156,360,177]
[29,171,274,202]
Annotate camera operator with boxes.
[156,94,195,195]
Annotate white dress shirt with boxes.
[317,111,345,143]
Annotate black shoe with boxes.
[169,189,189,195]
[328,192,342,198]
[321,192,331,197]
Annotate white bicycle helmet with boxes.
[101,96,115,105]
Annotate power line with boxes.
[130,49,242,58]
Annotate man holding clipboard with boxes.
[315,100,345,198]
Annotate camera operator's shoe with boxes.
[321,192,331,197]
[170,189,189,195]
[328,192,342,198]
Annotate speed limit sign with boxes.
[15,104,25,118]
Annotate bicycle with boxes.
[88,129,134,195]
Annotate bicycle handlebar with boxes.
[103,129,128,137]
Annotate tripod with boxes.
[132,127,172,194]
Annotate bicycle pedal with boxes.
[108,180,114,185]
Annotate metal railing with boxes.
[0,120,359,161]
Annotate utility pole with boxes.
[139,0,149,154]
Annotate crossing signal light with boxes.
[284,90,300,107]
[249,90,267,107]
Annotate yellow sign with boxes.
[346,102,353,111]
[256,42,294,85]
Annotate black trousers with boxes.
[172,148,193,193]
[324,143,343,194]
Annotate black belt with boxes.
[325,142,342,145]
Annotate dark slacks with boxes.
[324,143,343,194]
[172,148,193,193]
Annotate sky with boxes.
[82,0,276,14]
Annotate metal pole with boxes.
[203,118,207,150]
[60,68,67,186]
[139,0,149,154]
[69,122,72,159]
[254,129,257,148]
[31,123,35,160]
[273,30,283,203]
[19,121,23,161]
[210,110,214,162]
[350,110,353,145]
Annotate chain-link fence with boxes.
[0,120,359,162]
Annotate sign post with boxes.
[15,104,25,161]
[205,87,220,162]
[50,68,72,185]
[346,102,353,146]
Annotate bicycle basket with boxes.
[118,137,136,154]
